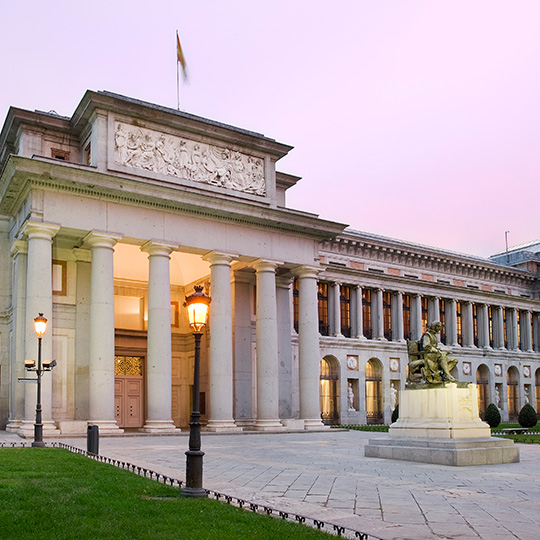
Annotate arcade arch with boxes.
[365,358,383,424]
[320,356,340,425]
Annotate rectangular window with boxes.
[439,299,446,344]
[456,301,463,346]
[292,279,299,333]
[52,260,67,295]
[362,289,372,339]
[503,308,508,348]
[171,301,179,327]
[488,306,494,347]
[421,297,428,334]
[340,285,351,338]
[317,282,329,336]
[383,292,392,340]
[473,304,478,347]
[403,294,411,340]
[517,311,522,349]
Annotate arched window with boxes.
[476,364,490,419]
[320,356,339,425]
[507,367,519,423]
[365,358,383,424]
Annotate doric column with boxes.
[141,241,178,433]
[19,221,60,438]
[7,240,28,432]
[521,311,533,352]
[373,288,384,340]
[462,301,475,347]
[85,231,123,433]
[330,282,342,337]
[352,285,364,339]
[429,297,440,324]
[494,306,505,349]
[392,291,404,342]
[446,299,458,346]
[296,266,324,429]
[276,276,294,420]
[73,248,92,421]
[509,308,519,351]
[411,294,423,340]
[253,259,283,430]
[204,252,240,431]
[478,304,491,349]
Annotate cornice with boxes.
[1,155,345,242]
[321,235,536,288]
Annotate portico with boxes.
[0,90,345,435]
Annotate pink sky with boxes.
[1,1,538,258]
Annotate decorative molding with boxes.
[114,122,266,196]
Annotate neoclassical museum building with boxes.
[0,90,539,436]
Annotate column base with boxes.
[88,420,124,434]
[302,418,327,430]
[140,421,180,434]
[17,420,60,439]
[253,419,283,431]
[205,420,242,432]
[5,420,22,433]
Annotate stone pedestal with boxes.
[365,383,519,466]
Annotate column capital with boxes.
[10,239,27,257]
[394,290,404,297]
[276,275,294,289]
[353,284,362,291]
[141,240,178,257]
[83,230,123,249]
[293,265,321,280]
[252,258,282,272]
[203,251,236,266]
[21,220,60,241]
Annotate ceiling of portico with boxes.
[114,243,210,286]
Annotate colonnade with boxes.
[9,221,325,434]
[326,283,539,352]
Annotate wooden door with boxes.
[114,356,144,428]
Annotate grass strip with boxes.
[0,448,334,540]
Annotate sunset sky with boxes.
[1,1,538,258]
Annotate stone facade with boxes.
[0,91,538,435]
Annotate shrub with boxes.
[518,403,538,428]
[484,403,501,428]
[391,405,399,423]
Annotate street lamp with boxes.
[25,313,56,448]
[182,285,211,497]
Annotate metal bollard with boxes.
[87,424,99,455]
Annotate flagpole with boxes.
[176,31,180,110]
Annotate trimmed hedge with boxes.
[518,403,538,428]
[484,403,501,428]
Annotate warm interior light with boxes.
[184,285,211,332]
[34,313,47,338]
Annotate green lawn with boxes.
[0,448,334,540]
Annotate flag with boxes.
[176,31,187,80]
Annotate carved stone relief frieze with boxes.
[114,122,266,196]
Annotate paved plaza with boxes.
[1,429,539,539]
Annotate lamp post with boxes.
[24,313,56,448]
[182,285,211,497]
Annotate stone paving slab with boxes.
[1,429,539,539]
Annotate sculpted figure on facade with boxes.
[407,321,459,384]
[114,122,266,196]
